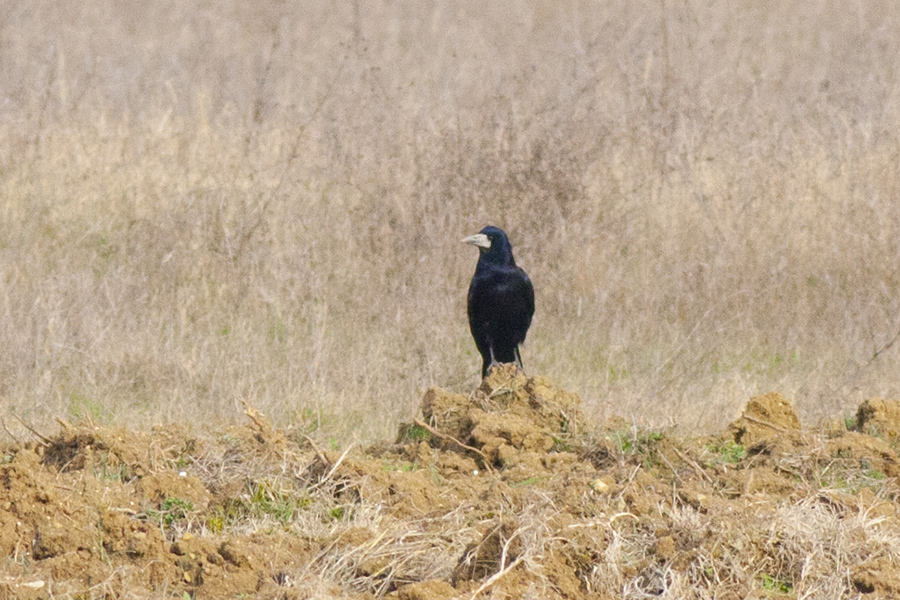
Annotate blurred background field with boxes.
[2,1,900,442]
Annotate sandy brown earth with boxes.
[1,366,900,599]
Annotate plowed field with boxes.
[2,366,899,599]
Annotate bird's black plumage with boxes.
[464,226,535,378]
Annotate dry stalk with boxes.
[0,418,20,444]
[242,403,270,433]
[13,416,51,446]
[308,444,355,491]
[740,414,789,433]
[413,418,494,473]
[567,512,639,530]
[303,434,331,467]
[467,556,524,600]
[673,447,714,484]
[54,417,74,432]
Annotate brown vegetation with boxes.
[3,3,900,597]
[3,3,900,440]
[1,368,899,598]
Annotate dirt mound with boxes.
[855,397,900,443]
[726,391,801,447]
[1,377,899,599]
[417,364,583,471]
[0,416,326,599]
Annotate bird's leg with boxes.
[487,344,500,374]
[513,346,525,374]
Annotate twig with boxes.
[612,464,642,504]
[673,447,714,484]
[323,445,353,482]
[487,383,516,400]
[869,326,900,361]
[467,555,524,600]
[413,418,494,473]
[0,418,20,444]
[567,512,639,529]
[54,417,74,432]
[303,435,330,467]
[242,404,269,432]
[657,449,682,482]
[740,414,788,433]
[309,444,355,490]
[14,416,51,446]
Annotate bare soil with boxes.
[2,366,899,599]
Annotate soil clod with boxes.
[0,378,898,598]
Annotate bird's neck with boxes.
[480,253,516,269]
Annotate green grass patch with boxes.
[705,441,746,464]
[215,480,311,528]
[612,429,664,455]
[66,389,113,423]
[145,497,194,527]
[382,459,416,472]
[760,572,793,594]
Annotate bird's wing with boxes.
[467,276,492,337]
[520,269,535,319]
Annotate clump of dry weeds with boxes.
[3,3,900,441]
[7,369,899,599]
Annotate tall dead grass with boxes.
[2,1,900,440]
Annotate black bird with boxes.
[463,226,535,378]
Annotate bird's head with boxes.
[463,226,516,266]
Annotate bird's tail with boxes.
[513,346,524,373]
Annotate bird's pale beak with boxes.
[463,233,491,249]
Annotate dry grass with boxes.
[2,367,899,598]
[2,2,900,441]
